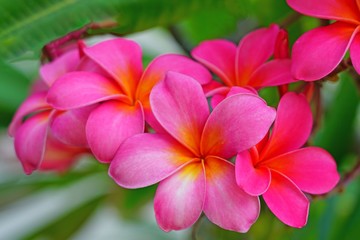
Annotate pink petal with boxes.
[109,133,195,188]
[350,33,360,74]
[286,0,360,24]
[236,24,280,86]
[261,92,312,159]
[39,134,87,172]
[8,92,49,136]
[203,81,226,97]
[201,94,276,159]
[266,147,340,194]
[14,111,51,174]
[204,157,260,232]
[150,72,210,155]
[210,86,257,109]
[192,39,237,86]
[248,59,296,88]
[154,162,205,231]
[235,150,271,196]
[263,171,309,228]
[50,105,96,147]
[86,101,144,163]
[40,49,80,87]
[136,54,212,101]
[275,29,290,59]
[291,22,359,80]
[84,38,143,98]
[226,86,258,97]
[47,71,127,110]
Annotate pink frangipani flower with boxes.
[235,92,340,227]
[47,38,212,163]
[9,50,90,174]
[109,72,276,232]
[287,0,360,80]
[192,24,295,107]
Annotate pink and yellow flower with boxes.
[235,92,340,227]
[109,72,276,232]
[287,0,360,80]
[47,38,212,163]
[192,24,295,107]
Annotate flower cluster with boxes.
[10,1,347,232]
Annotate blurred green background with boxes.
[1,0,360,239]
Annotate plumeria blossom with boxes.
[9,49,90,174]
[287,0,360,80]
[192,24,295,107]
[47,38,212,163]
[109,72,276,232]
[235,92,340,227]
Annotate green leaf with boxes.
[313,72,360,163]
[0,59,30,126]
[23,196,104,240]
[0,0,226,60]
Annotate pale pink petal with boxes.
[235,150,271,196]
[9,92,49,136]
[236,24,280,86]
[248,59,296,88]
[286,0,360,23]
[150,72,209,155]
[109,133,195,188]
[201,94,276,159]
[192,39,237,86]
[14,111,51,174]
[263,171,309,228]
[291,22,359,80]
[266,147,340,194]
[40,49,80,87]
[154,162,205,231]
[261,92,312,159]
[47,71,127,110]
[50,105,96,147]
[350,33,360,74]
[86,101,144,163]
[204,157,260,232]
[84,38,143,98]
[136,54,212,101]
[39,134,87,172]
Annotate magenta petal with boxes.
[261,92,312,159]
[266,147,340,194]
[226,86,258,97]
[201,94,276,159]
[192,39,237,86]
[154,162,205,231]
[86,101,144,163]
[84,38,143,97]
[286,0,360,23]
[236,24,280,85]
[235,151,271,196]
[150,72,210,155]
[137,54,212,101]
[40,49,80,87]
[50,105,96,147]
[9,92,49,136]
[350,33,360,74]
[14,111,51,174]
[204,158,260,232]
[109,133,195,188]
[263,171,309,228]
[248,59,296,88]
[291,22,358,80]
[47,71,126,110]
